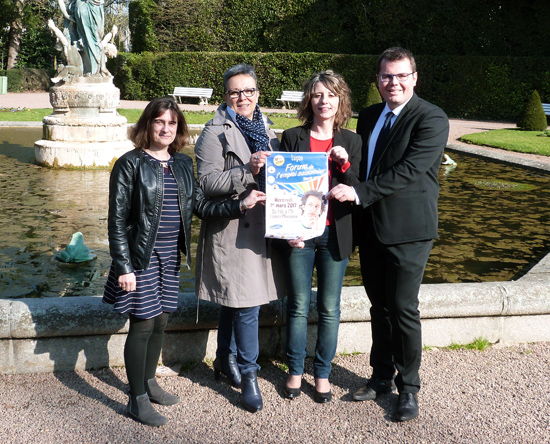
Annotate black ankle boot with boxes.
[241,370,263,413]
[145,378,180,406]
[127,393,168,427]
[213,355,241,388]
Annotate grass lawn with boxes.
[460,128,550,156]
[0,107,358,131]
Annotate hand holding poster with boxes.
[265,152,329,240]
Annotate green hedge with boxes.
[109,52,550,121]
[0,68,52,92]
[109,52,377,110]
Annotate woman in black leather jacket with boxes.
[103,97,265,427]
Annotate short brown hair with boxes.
[297,70,353,130]
[130,97,189,154]
[377,47,417,74]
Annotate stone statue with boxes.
[52,0,118,79]
[36,0,132,169]
[48,19,83,83]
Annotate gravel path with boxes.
[1,343,549,443]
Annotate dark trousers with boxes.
[359,218,433,394]
[217,305,261,375]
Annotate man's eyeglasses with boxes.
[225,88,259,99]
[377,73,415,83]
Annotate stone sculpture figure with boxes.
[54,0,117,78]
[48,19,83,83]
[74,0,105,75]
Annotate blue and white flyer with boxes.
[265,151,329,240]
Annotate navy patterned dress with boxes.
[103,153,182,319]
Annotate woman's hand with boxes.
[242,190,267,209]
[327,183,356,202]
[250,151,271,176]
[287,237,305,249]
[328,145,349,166]
[118,272,136,292]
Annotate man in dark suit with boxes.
[328,47,449,421]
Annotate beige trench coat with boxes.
[194,104,284,308]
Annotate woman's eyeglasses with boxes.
[225,88,259,99]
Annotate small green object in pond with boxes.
[55,232,97,263]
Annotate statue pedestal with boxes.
[34,77,134,168]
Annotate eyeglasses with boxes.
[225,88,259,99]
[377,73,415,83]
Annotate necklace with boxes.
[145,149,171,166]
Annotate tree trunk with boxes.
[7,0,24,70]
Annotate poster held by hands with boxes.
[265,152,329,241]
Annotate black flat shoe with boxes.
[395,393,419,422]
[314,390,332,403]
[283,386,301,399]
[352,376,396,401]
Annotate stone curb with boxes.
[2,253,550,374]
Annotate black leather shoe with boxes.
[283,386,301,399]
[352,376,395,401]
[314,390,332,403]
[395,393,419,422]
[214,355,241,388]
[241,370,263,413]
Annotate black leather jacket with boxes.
[108,148,241,277]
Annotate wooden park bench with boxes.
[169,87,213,105]
[277,90,304,108]
[542,103,550,116]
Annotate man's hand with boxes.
[327,184,356,202]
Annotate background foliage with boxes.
[129,0,550,57]
[107,52,550,121]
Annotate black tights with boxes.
[124,312,169,396]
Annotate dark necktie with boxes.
[375,111,394,153]
[370,111,394,175]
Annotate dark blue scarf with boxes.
[235,104,270,191]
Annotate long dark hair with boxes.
[130,97,189,154]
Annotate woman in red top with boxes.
[279,70,361,402]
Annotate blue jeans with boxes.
[217,305,261,375]
[286,226,349,379]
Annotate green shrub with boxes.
[517,90,548,131]
[364,82,382,109]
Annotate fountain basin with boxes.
[1,129,550,374]
[34,77,134,168]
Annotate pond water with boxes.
[1,127,550,298]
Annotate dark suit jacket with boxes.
[355,93,449,245]
[279,125,362,259]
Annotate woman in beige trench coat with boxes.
[194,64,282,413]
